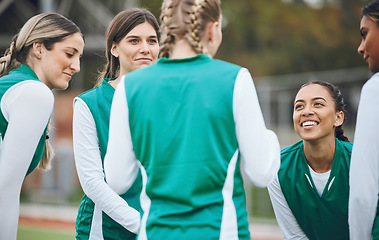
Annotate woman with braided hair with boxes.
[268,81,352,240]
[104,0,280,239]
[0,13,84,239]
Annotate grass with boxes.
[17,226,74,240]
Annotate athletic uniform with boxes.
[0,64,54,240]
[73,79,142,240]
[268,138,352,240]
[104,54,281,240]
[349,72,379,240]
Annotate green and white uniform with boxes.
[104,54,280,240]
[268,138,352,240]
[0,64,53,240]
[73,79,142,240]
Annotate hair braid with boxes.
[187,0,205,54]
[0,40,15,75]
[159,0,176,58]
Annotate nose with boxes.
[358,39,364,55]
[301,105,314,116]
[140,41,150,54]
[71,56,81,73]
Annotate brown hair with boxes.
[95,8,159,87]
[159,0,221,58]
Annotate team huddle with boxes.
[0,0,378,239]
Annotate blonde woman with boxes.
[104,0,280,239]
[0,13,84,239]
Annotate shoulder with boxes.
[336,138,353,153]
[7,80,53,102]
[77,86,100,100]
[281,141,303,158]
[362,73,379,92]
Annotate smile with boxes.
[301,121,318,127]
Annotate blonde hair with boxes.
[0,13,82,170]
[159,0,221,58]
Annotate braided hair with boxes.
[159,0,221,58]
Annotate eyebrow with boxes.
[294,97,327,104]
[126,35,158,39]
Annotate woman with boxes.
[349,1,379,239]
[73,8,159,240]
[0,13,84,240]
[268,81,352,240]
[104,0,280,239]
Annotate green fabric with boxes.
[124,54,250,239]
[278,138,352,240]
[75,79,142,240]
[0,64,47,176]
[373,198,379,240]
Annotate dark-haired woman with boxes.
[349,1,379,239]
[73,8,159,240]
[268,81,352,240]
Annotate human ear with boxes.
[32,42,44,59]
[207,21,219,44]
[334,111,344,127]
[110,42,119,58]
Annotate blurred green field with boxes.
[17,226,74,240]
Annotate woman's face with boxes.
[37,32,84,90]
[111,22,159,76]
[293,84,343,143]
[358,15,379,73]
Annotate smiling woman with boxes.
[72,8,159,240]
[0,13,84,240]
[268,81,352,240]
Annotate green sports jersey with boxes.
[124,54,250,239]
[278,138,352,240]
[0,64,47,176]
[75,79,142,240]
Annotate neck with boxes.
[171,39,199,59]
[303,137,336,173]
[109,76,122,89]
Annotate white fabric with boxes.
[220,150,239,240]
[0,80,54,240]
[88,205,103,239]
[308,166,330,196]
[104,68,280,238]
[137,165,150,240]
[268,165,331,240]
[349,72,379,240]
[73,97,140,234]
[268,175,308,240]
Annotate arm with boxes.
[349,77,379,240]
[73,98,140,233]
[0,81,53,240]
[104,78,139,195]
[233,68,281,187]
[267,175,309,240]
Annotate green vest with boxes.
[124,54,250,239]
[0,64,47,176]
[75,79,142,240]
[278,138,352,240]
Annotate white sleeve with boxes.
[268,176,308,240]
[73,98,140,233]
[104,78,139,195]
[0,81,53,240]
[349,75,379,240]
[233,68,281,187]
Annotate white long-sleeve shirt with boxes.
[73,98,140,234]
[349,72,379,240]
[0,80,53,240]
[104,67,280,195]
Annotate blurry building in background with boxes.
[0,0,371,219]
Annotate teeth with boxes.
[303,121,317,127]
